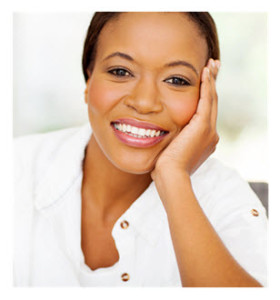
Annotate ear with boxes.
[87,69,92,78]
[84,80,90,104]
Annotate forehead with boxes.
[96,12,208,70]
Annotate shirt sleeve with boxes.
[193,159,268,286]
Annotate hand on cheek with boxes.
[152,58,221,178]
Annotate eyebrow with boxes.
[165,60,199,77]
[103,52,134,62]
[103,52,198,77]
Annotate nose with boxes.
[124,76,163,114]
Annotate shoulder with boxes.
[14,125,83,162]
[192,157,262,201]
[193,157,238,183]
[191,157,267,221]
[14,123,91,210]
[14,125,86,177]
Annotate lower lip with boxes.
[111,125,168,148]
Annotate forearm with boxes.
[153,167,262,287]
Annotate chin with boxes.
[108,155,156,175]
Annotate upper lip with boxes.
[112,118,168,132]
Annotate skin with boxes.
[81,12,262,286]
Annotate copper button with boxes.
[121,273,130,282]
[120,220,129,229]
[251,209,259,217]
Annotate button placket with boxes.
[116,219,134,284]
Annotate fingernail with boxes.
[211,59,216,68]
[215,60,221,69]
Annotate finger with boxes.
[207,58,220,81]
[207,58,219,80]
[208,61,219,126]
[204,59,219,127]
[196,67,213,122]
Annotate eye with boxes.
[164,76,190,86]
[108,68,132,77]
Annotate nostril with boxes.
[123,95,163,115]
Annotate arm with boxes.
[154,167,262,287]
[152,60,262,287]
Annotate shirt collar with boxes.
[34,122,92,210]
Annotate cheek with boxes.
[165,89,200,127]
[87,78,125,113]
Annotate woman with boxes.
[14,12,267,287]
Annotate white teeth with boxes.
[126,124,131,132]
[150,130,156,137]
[114,123,165,138]
[131,126,138,134]
[138,128,146,136]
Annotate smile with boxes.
[111,119,169,148]
[113,123,166,138]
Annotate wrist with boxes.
[152,162,190,182]
[152,164,192,191]
[152,164,194,210]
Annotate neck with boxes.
[82,135,152,223]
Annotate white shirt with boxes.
[13,123,267,287]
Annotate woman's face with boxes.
[86,12,208,174]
